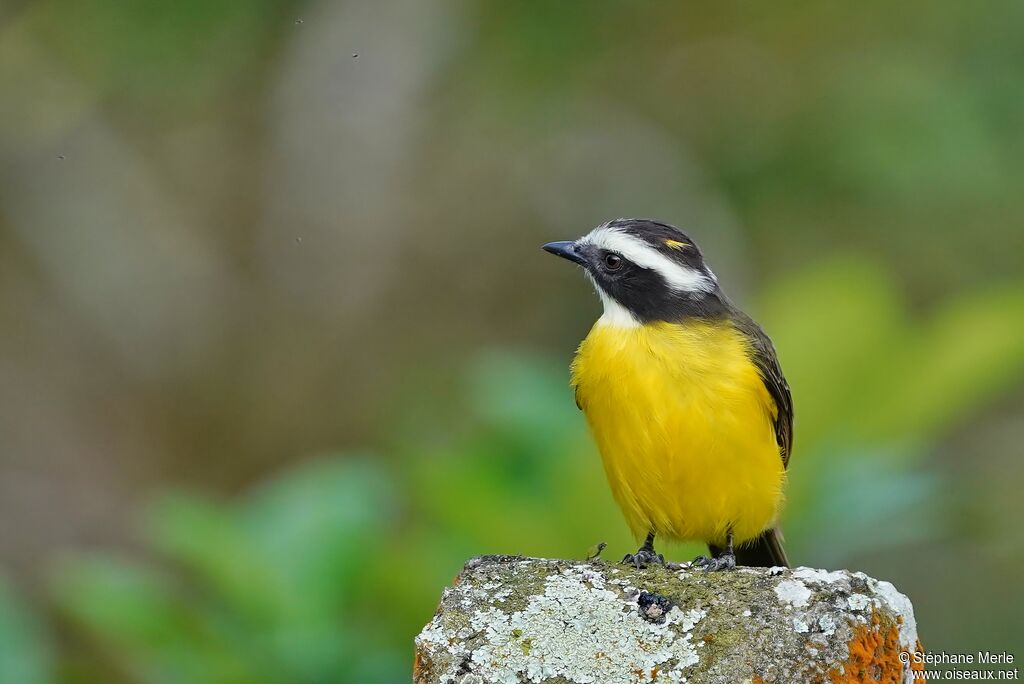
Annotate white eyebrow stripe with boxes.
[580,226,713,293]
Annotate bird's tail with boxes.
[735,527,789,568]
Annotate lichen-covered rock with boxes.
[414,555,922,684]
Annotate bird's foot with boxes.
[622,546,665,569]
[691,552,736,572]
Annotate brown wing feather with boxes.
[731,311,794,468]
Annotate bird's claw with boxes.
[691,552,736,572]
[621,547,665,569]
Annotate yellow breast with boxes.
[570,319,785,546]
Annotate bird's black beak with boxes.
[543,240,587,266]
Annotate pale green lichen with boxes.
[466,568,704,683]
[774,579,812,608]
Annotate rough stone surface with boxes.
[414,555,922,684]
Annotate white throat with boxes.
[586,273,640,328]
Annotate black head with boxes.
[543,218,726,324]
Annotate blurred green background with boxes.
[2,1,1024,681]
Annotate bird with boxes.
[543,218,792,571]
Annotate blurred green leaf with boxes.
[145,493,282,626]
[50,457,403,684]
[241,456,397,615]
[51,556,274,684]
[785,443,946,566]
[867,284,1024,438]
[0,575,52,684]
[758,257,907,451]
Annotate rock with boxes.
[414,555,922,684]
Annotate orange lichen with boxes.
[911,640,926,680]
[412,649,425,682]
[827,611,924,683]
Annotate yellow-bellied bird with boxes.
[544,218,792,570]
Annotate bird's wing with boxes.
[733,312,794,468]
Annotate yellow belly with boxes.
[571,320,785,546]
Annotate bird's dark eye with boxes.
[604,253,623,271]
